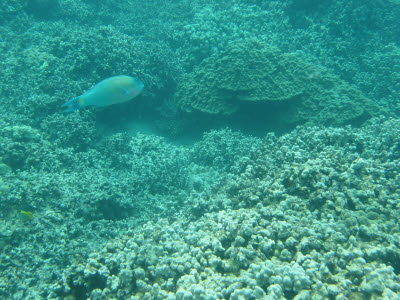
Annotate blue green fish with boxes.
[61,75,144,112]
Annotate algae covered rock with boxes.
[175,39,376,126]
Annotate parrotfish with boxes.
[61,75,144,112]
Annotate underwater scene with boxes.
[1,0,400,299]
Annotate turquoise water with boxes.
[0,1,399,299]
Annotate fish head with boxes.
[118,76,144,100]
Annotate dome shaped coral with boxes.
[175,39,376,126]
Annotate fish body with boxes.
[61,75,144,112]
[20,210,34,220]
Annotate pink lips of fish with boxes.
[61,75,144,113]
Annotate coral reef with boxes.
[175,39,376,126]
[1,0,400,299]
[191,128,261,172]
[1,115,400,298]
[175,39,307,114]
[7,116,394,299]
[0,18,180,129]
[53,183,400,299]
[176,1,400,118]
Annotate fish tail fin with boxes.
[61,96,84,113]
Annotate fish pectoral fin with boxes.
[120,87,129,96]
